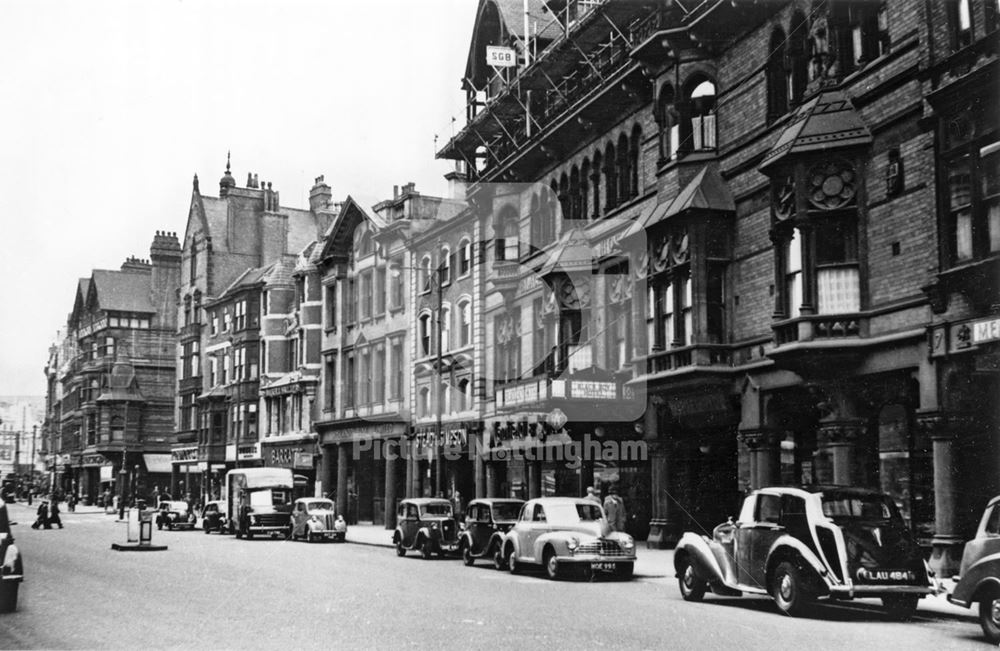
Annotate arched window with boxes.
[788,12,809,105]
[687,79,717,151]
[767,27,789,123]
[569,167,581,220]
[604,141,618,209]
[457,238,472,277]
[458,299,472,347]
[419,313,433,356]
[440,245,451,285]
[440,303,452,353]
[420,255,433,294]
[496,205,520,261]
[457,378,470,411]
[190,241,198,282]
[419,387,430,417]
[580,159,591,220]
[591,151,603,219]
[630,125,642,197]
[617,133,631,202]
[559,173,571,222]
[657,84,678,162]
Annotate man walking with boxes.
[603,485,627,533]
[584,486,601,505]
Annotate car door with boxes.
[747,493,784,589]
[466,504,485,553]
[292,502,306,535]
[402,504,420,547]
[734,495,757,586]
[521,503,548,562]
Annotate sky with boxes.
[0,0,479,397]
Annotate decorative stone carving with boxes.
[807,160,856,210]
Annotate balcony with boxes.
[630,343,741,393]
[178,322,203,341]
[769,313,872,377]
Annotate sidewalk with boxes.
[344,521,974,620]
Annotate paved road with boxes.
[0,503,986,650]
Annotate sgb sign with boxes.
[486,45,516,68]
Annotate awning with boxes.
[143,454,172,474]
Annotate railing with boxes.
[773,314,865,346]
[637,344,734,375]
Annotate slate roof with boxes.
[199,196,229,245]
[624,165,735,238]
[263,257,296,288]
[760,89,873,172]
[90,269,155,313]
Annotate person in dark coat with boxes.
[48,497,63,529]
[32,500,49,529]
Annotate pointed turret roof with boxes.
[760,90,872,172]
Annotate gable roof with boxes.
[319,196,384,265]
[760,89,872,172]
[90,269,155,314]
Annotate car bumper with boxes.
[830,584,938,597]
[562,554,637,565]
[249,525,288,534]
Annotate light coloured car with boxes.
[289,498,347,542]
[948,494,1000,643]
[0,503,23,612]
[498,497,636,580]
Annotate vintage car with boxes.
[498,497,637,580]
[0,502,23,613]
[948,494,1000,643]
[155,500,197,530]
[393,498,460,559]
[201,500,227,534]
[289,498,347,542]
[458,498,523,567]
[675,486,939,618]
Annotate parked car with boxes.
[948,494,1000,643]
[155,500,196,530]
[393,498,460,559]
[289,498,347,542]
[0,503,23,612]
[458,498,523,567]
[201,500,227,534]
[675,486,939,618]
[498,497,636,580]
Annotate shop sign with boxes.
[972,317,1000,345]
[486,45,516,68]
[570,381,617,400]
[171,447,198,463]
[501,381,542,406]
[266,445,309,468]
[83,454,112,467]
[78,317,108,339]
[294,452,314,470]
[237,442,260,460]
[594,230,626,258]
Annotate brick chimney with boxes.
[309,175,332,212]
[120,256,151,273]
[150,231,182,326]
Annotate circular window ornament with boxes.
[808,161,856,210]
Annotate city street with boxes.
[0,502,987,650]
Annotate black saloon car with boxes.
[393,498,460,559]
[0,502,23,612]
[459,498,523,567]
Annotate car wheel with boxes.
[882,594,920,621]
[493,548,506,571]
[978,585,1000,644]
[307,531,315,543]
[246,530,254,540]
[204,524,210,534]
[167,523,173,531]
[507,549,522,575]
[461,541,475,566]
[421,538,434,560]
[615,562,634,580]
[543,549,560,581]
[770,561,813,617]
[0,581,19,613]
[677,555,707,602]
[156,522,163,530]
[395,540,406,557]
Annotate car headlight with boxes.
[567,536,580,551]
[431,522,439,529]
[250,515,258,525]
[621,535,635,549]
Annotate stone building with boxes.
[436,0,998,565]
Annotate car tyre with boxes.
[507,549,522,575]
[677,555,707,602]
[0,581,19,613]
[395,540,406,557]
[615,562,634,580]
[770,561,813,617]
[156,522,163,530]
[421,538,434,560]
[493,548,506,571]
[461,541,475,566]
[543,549,560,581]
[978,585,1000,644]
[204,524,210,534]
[882,594,920,621]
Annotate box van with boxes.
[224,468,294,539]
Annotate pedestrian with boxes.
[49,496,63,529]
[450,490,464,522]
[603,484,627,533]
[584,486,601,504]
[32,499,49,529]
[67,493,77,512]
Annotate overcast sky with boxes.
[0,0,478,397]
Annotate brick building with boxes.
[46,232,181,504]
[436,0,998,567]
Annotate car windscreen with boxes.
[546,503,603,525]
[491,503,521,521]
[821,494,900,523]
[421,503,453,517]
[307,501,334,511]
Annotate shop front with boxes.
[261,437,319,500]
[170,446,202,504]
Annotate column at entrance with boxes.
[646,441,676,549]
[336,442,349,518]
[739,429,781,490]
[527,459,541,499]
[918,411,967,576]
[384,441,398,530]
[817,420,866,486]
[319,444,333,499]
[485,460,498,498]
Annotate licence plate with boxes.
[591,562,616,571]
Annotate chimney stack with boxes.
[309,174,333,212]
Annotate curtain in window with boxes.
[817,267,860,313]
